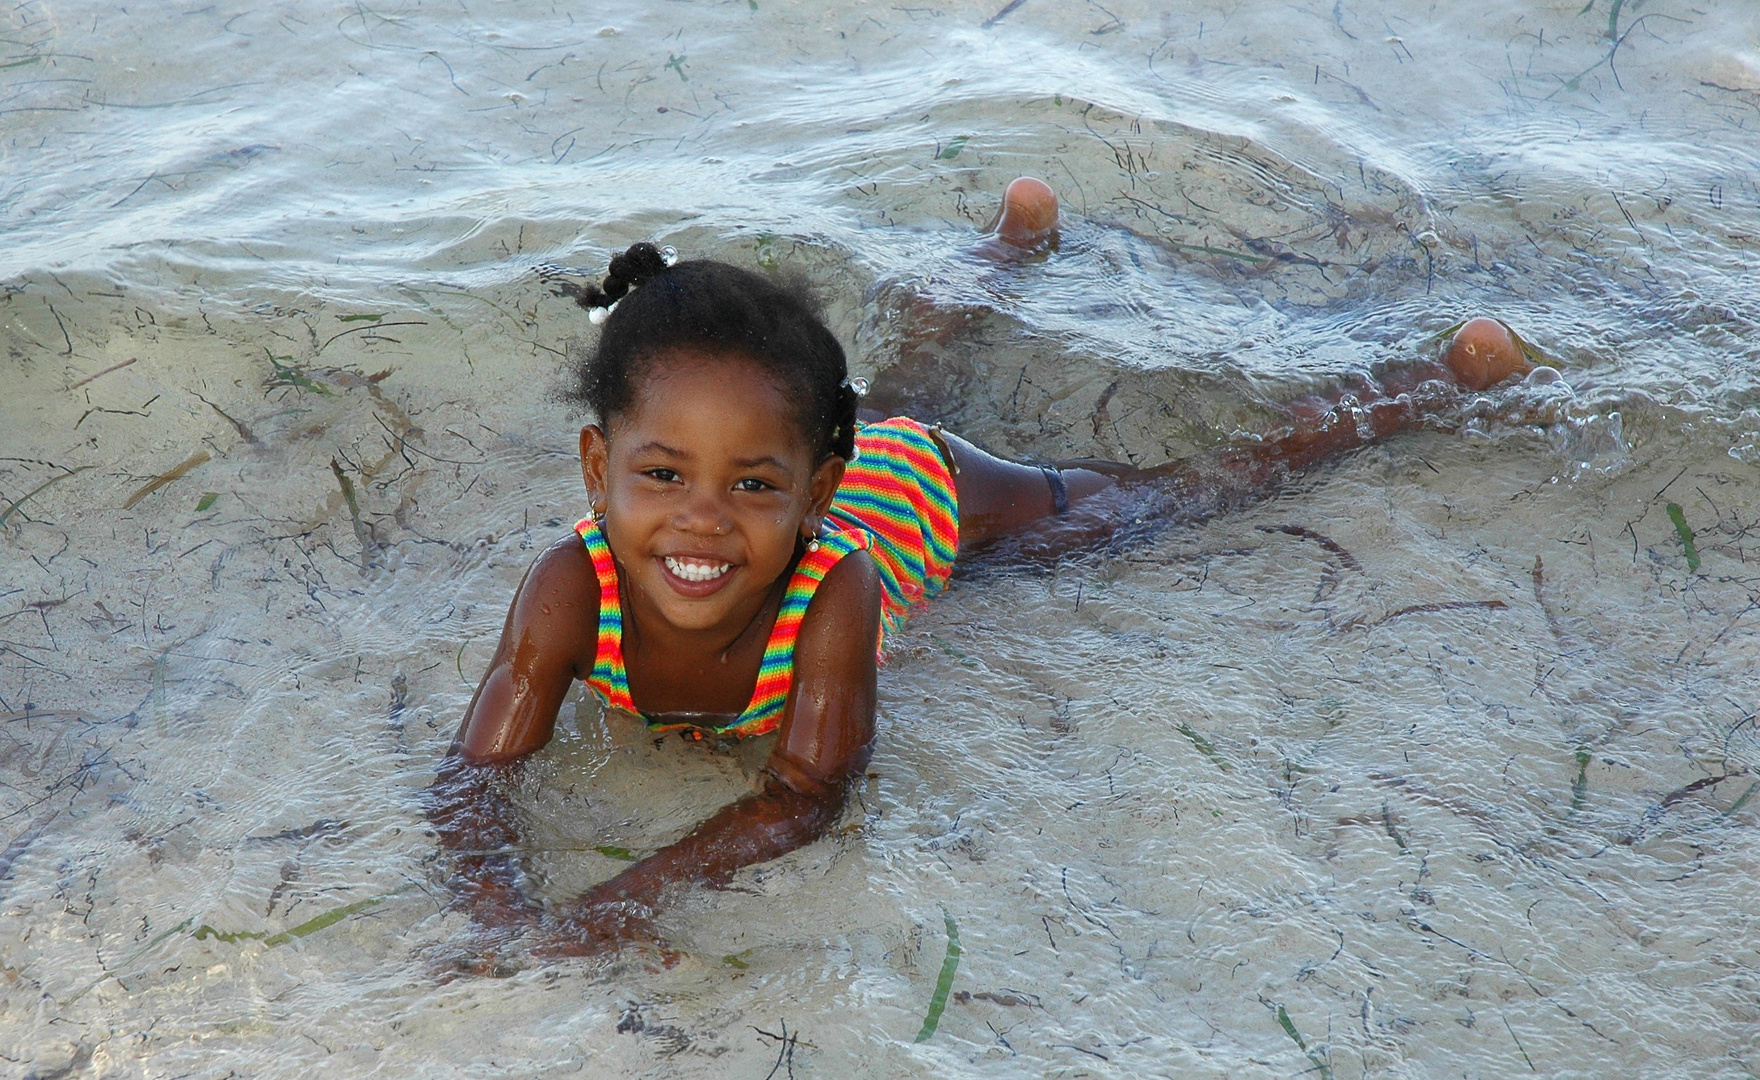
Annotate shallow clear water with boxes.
[3,1,1759,1076]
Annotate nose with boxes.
[669,485,733,536]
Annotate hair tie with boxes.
[584,244,680,324]
[841,376,869,396]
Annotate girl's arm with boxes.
[428,537,599,926]
[537,550,883,956]
[450,537,599,763]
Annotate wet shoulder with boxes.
[509,532,604,674]
[800,545,882,636]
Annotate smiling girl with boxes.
[428,180,1533,964]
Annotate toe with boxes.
[993,177,1059,247]
[1443,317,1529,390]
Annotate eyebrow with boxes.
[731,455,792,472]
[629,441,685,459]
[629,443,794,473]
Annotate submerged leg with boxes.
[942,314,1534,554]
[885,176,1537,553]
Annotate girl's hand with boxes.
[429,895,671,976]
[424,915,533,981]
[532,897,667,960]
[455,876,543,931]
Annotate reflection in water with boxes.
[3,0,1759,1076]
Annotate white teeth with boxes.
[664,556,730,583]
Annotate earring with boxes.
[804,521,822,553]
[591,503,605,524]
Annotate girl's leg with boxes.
[894,176,1106,547]
[940,317,1532,552]
[901,177,1536,552]
[934,428,1118,549]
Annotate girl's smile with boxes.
[661,555,731,585]
[581,349,844,641]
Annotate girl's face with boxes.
[580,350,844,636]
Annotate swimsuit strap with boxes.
[726,527,869,737]
[574,517,870,738]
[576,517,636,715]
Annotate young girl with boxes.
[429,178,1533,964]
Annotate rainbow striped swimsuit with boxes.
[575,417,960,738]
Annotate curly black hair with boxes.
[555,243,860,461]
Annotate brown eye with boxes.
[735,478,771,493]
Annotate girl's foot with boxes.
[1444,318,1530,390]
[985,177,1059,250]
